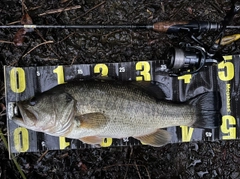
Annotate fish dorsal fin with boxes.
[135,129,171,147]
[80,136,103,144]
[76,112,108,129]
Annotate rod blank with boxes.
[0,22,239,33]
[0,24,153,29]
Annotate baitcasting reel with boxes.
[166,45,219,76]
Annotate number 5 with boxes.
[218,56,234,81]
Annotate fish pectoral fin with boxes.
[80,136,103,144]
[76,112,108,129]
[135,129,171,147]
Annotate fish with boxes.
[12,81,222,147]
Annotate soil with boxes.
[1,0,240,178]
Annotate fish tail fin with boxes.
[189,91,222,129]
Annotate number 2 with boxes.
[94,64,108,76]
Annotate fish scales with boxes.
[64,82,196,138]
[13,81,221,147]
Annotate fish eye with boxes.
[29,97,37,106]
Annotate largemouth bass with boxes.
[13,81,221,147]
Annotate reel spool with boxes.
[166,46,218,76]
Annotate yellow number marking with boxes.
[218,56,234,81]
[10,68,26,93]
[59,137,70,149]
[13,127,29,152]
[94,64,108,76]
[221,115,236,139]
[178,74,192,84]
[100,138,112,147]
[180,126,194,142]
[53,66,66,84]
[140,141,147,145]
[136,61,151,81]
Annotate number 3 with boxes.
[136,61,151,81]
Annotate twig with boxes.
[21,0,28,14]
[71,54,78,65]
[57,32,75,44]
[134,161,142,179]
[161,2,165,14]
[7,21,21,25]
[28,5,42,11]
[9,60,19,66]
[22,41,54,58]
[143,165,151,179]
[34,30,61,59]
[61,0,70,3]
[38,5,81,16]
[101,30,122,42]
[102,163,146,170]
[0,129,27,179]
[0,112,6,116]
[59,152,69,159]
[0,40,14,44]
[0,103,6,116]
[170,1,188,19]
[72,1,106,21]
[101,162,151,179]
[124,147,133,179]
[56,0,73,18]
[208,1,224,14]
[37,149,49,163]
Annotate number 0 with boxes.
[100,138,112,147]
[10,68,26,93]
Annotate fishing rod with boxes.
[1,20,238,76]
[163,1,240,76]
[0,21,239,33]
[1,1,239,76]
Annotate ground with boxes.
[1,0,240,178]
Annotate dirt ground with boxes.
[1,0,240,178]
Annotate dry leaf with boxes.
[13,13,34,46]
[20,13,33,25]
[0,103,6,112]
[13,28,27,46]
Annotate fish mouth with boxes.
[12,103,37,127]
[12,104,23,121]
